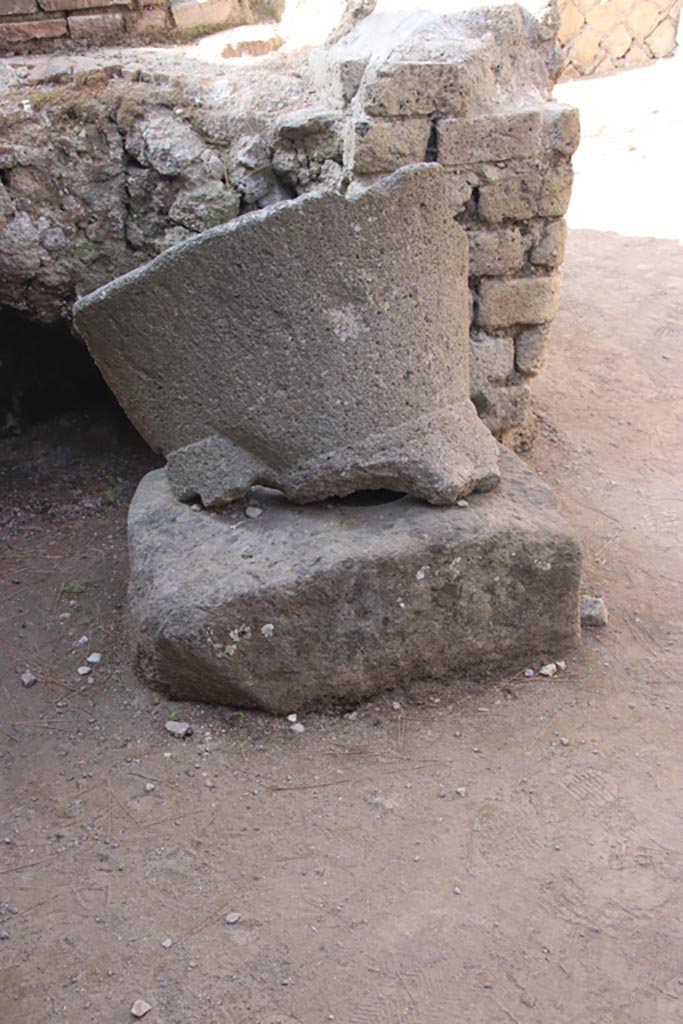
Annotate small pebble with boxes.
[75,635,88,646]
[20,671,37,688]
[225,912,241,925]
[290,722,305,734]
[556,660,567,671]
[131,1000,152,1018]
[523,668,534,678]
[287,713,298,723]
[165,721,193,739]
[392,701,401,710]
[453,886,462,895]
[161,937,173,949]
[581,596,608,628]
[539,663,557,678]
[455,786,467,797]
[86,652,102,665]
[144,783,156,793]
[245,506,263,519]
[0,931,9,940]
[456,499,469,508]
[77,665,91,676]
[560,737,570,747]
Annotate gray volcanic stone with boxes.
[128,450,581,713]
[74,164,499,507]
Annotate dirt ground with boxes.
[2,54,682,1024]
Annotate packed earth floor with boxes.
[1,51,683,1024]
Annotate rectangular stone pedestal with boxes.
[128,450,581,712]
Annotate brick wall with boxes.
[0,0,265,51]
[558,0,681,76]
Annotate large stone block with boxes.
[171,0,254,30]
[477,275,560,329]
[128,452,581,712]
[347,118,431,174]
[439,109,542,166]
[467,226,526,277]
[74,164,500,508]
[0,17,66,42]
[67,11,125,41]
[529,218,567,268]
[477,162,572,224]
[39,0,127,10]
[359,52,495,119]
[2,0,38,13]
[542,103,581,157]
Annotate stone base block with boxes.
[128,450,581,713]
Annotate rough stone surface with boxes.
[0,0,579,450]
[128,451,581,712]
[67,11,125,43]
[171,0,256,31]
[558,0,681,77]
[477,276,560,330]
[74,164,500,506]
[0,17,66,42]
[439,109,542,166]
[580,595,608,627]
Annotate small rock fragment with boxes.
[556,660,566,671]
[560,737,570,746]
[86,652,102,665]
[290,722,305,733]
[161,937,173,949]
[453,885,462,895]
[523,668,534,678]
[455,786,467,797]
[456,499,469,508]
[165,720,193,738]
[76,635,88,646]
[77,665,91,676]
[245,506,263,519]
[539,663,557,677]
[145,783,156,793]
[581,596,608,628]
[131,1000,152,1018]
[0,931,9,940]
[225,912,241,924]
[20,671,37,688]
[287,713,298,723]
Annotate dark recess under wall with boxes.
[0,309,116,435]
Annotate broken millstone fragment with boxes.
[165,720,193,739]
[580,596,608,628]
[73,163,499,507]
